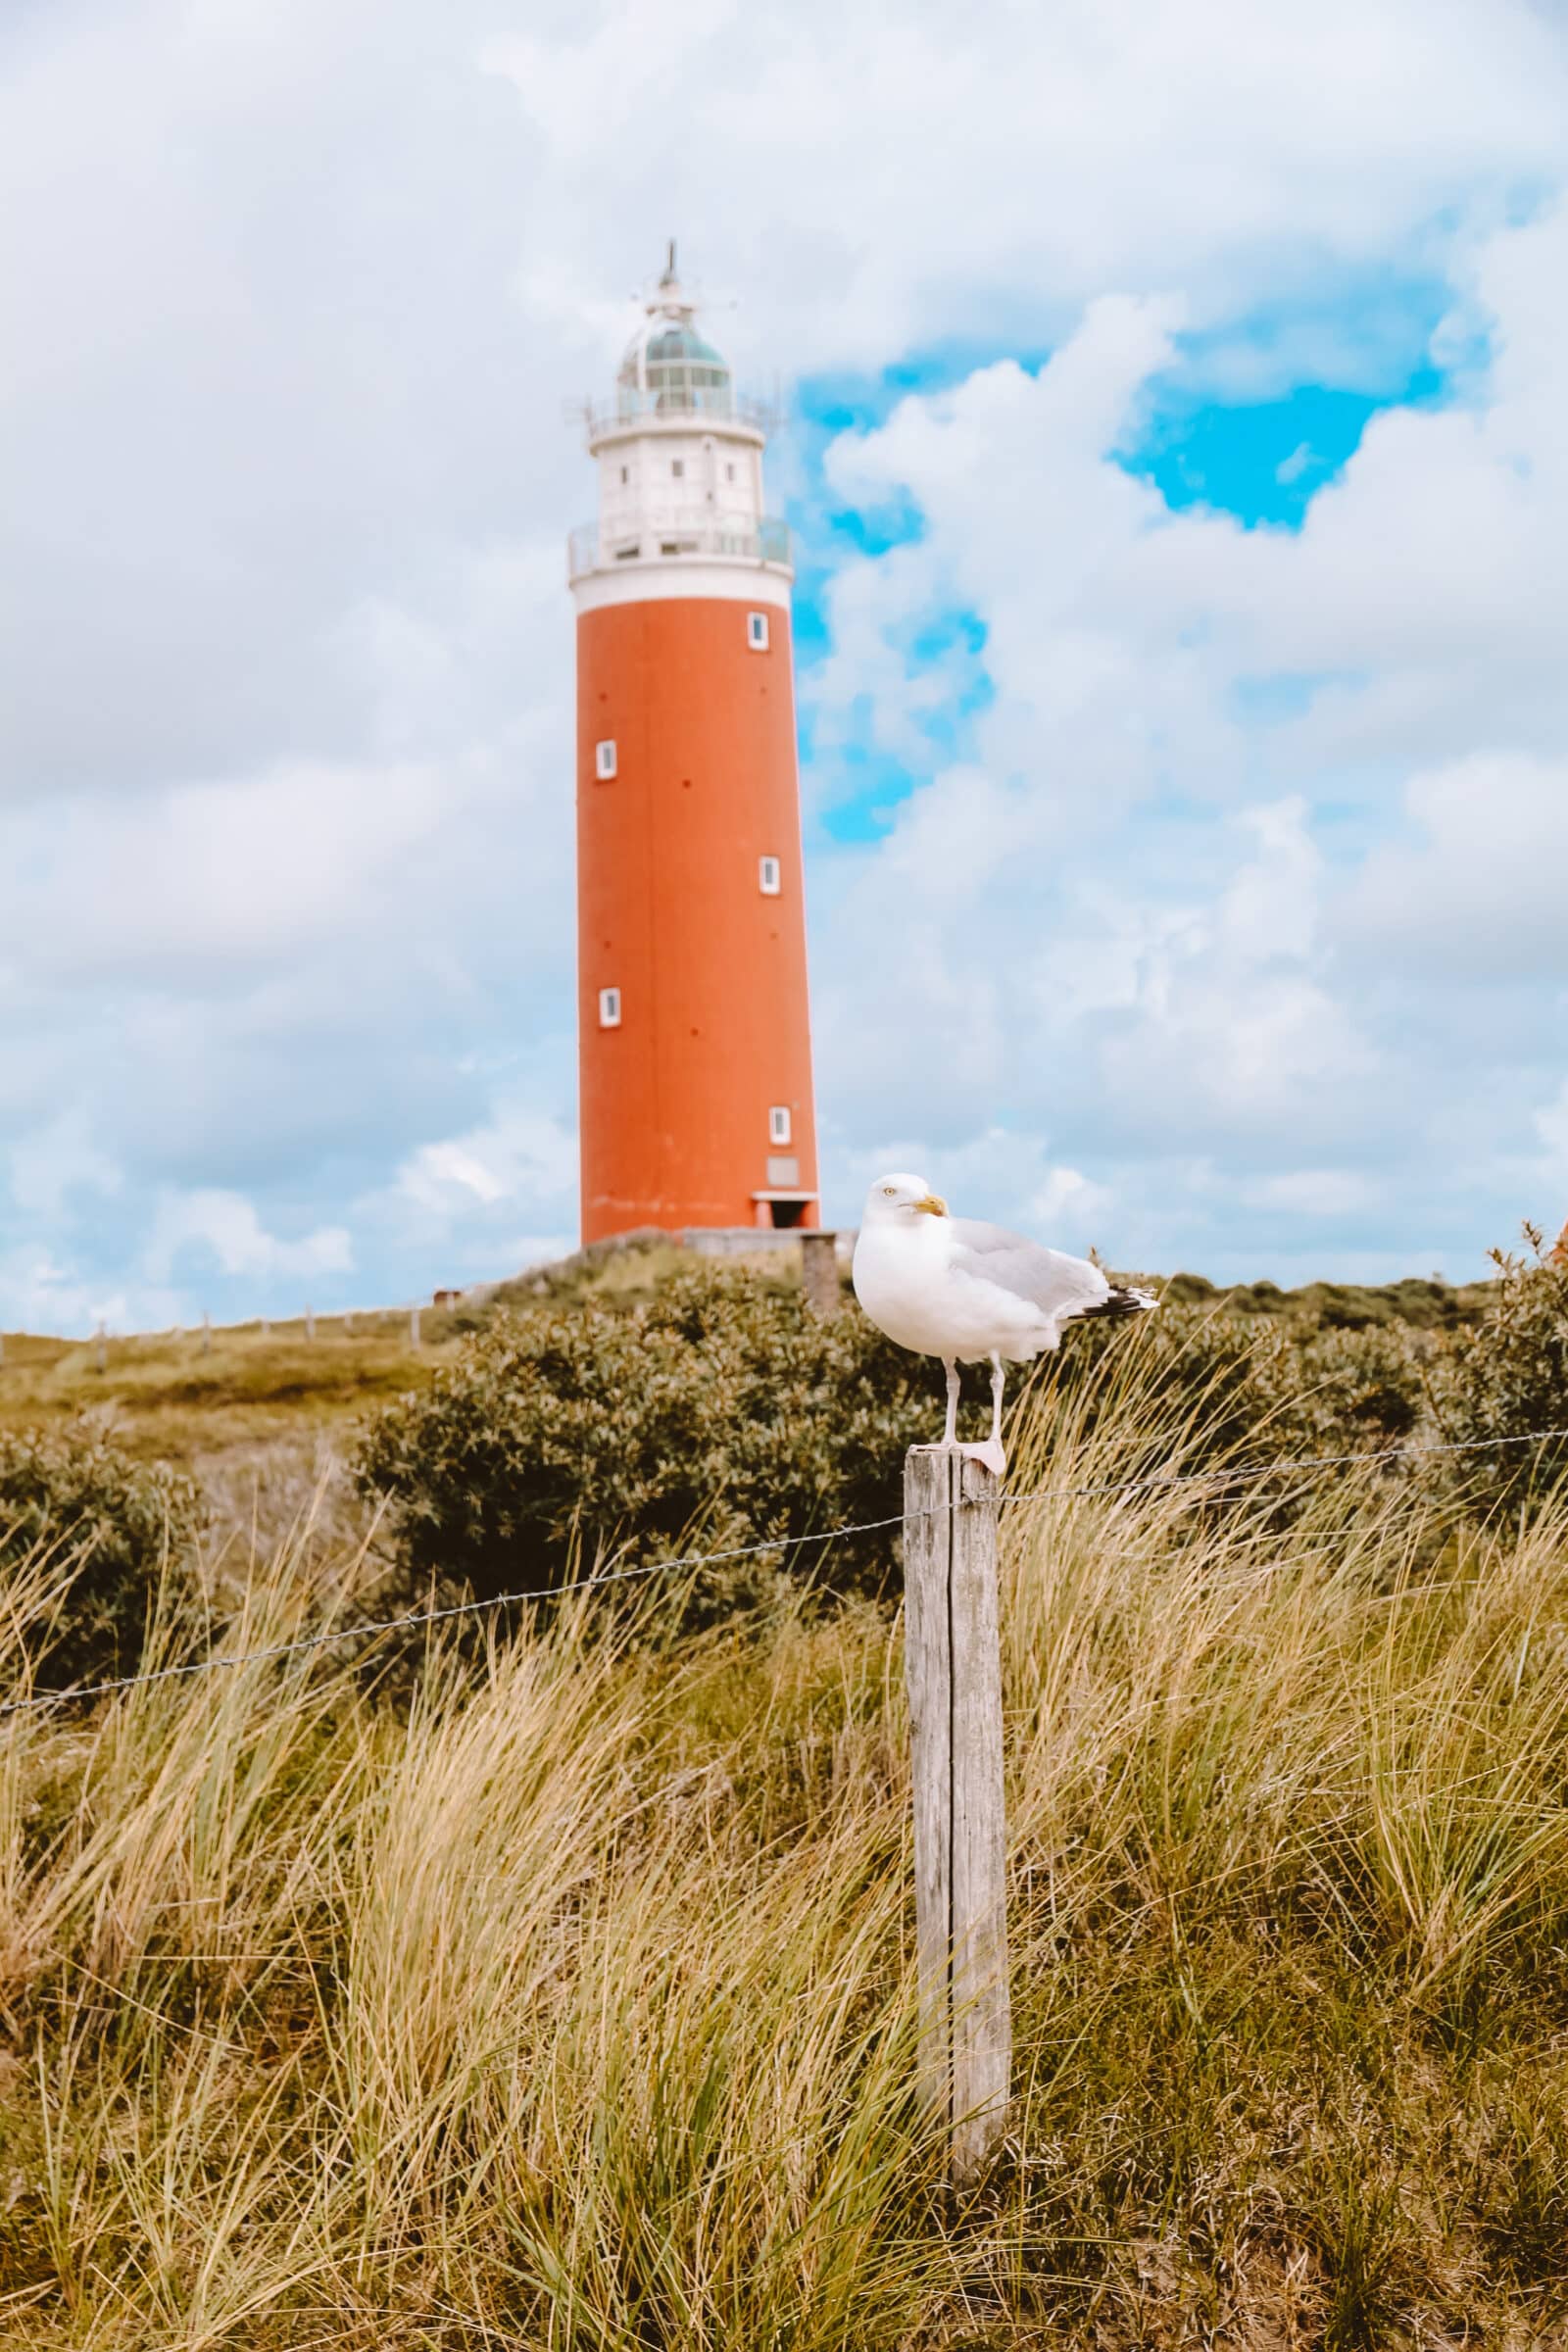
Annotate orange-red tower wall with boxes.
[576,594,819,1241]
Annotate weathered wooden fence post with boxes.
[409,1302,421,1349]
[904,1445,1011,2186]
[801,1230,839,1318]
[95,1323,107,1375]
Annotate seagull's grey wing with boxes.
[947,1218,1110,1320]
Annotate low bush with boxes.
[360,1260,1453,1633]
[15,1293,1568,2343]
[1143,1233,1566,1523]
[0,1425,204,1690]
[1042,1298,1427,1484]
[1429,1233,1568,1516]
[357,1261,942,1627]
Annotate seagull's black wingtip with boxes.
[1081,1284,1159,1321]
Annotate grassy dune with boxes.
[2,1342,1568,2343]
[0,1318,466,1564]
[0,1252,1487,1477]
[0,1316,465,1467]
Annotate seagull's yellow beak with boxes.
[913,1193,948,1217]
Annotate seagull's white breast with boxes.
[853,1218,1051,1363]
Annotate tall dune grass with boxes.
[3,1341,1568,2344]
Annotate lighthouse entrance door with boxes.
[752,1191,816,1230]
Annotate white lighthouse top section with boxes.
[569,246,792,614]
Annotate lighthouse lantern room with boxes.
[569,250,820,1243]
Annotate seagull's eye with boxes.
[882,1186,896,1197]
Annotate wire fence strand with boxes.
[1002,1423,1568,1507]
[0,1512,908,1720]
[3,1423,1565,1722]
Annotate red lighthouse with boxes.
[570,252,819,1244]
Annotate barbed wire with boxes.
[2,1423,1565,1722]
[1002,1423,1568,1507]
[0,1511,908,1721]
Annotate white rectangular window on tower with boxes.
[747,612,769,651]
[759,856,781,896]
[768,1104,792,1147]
[595,740,617,780]
[598,987,621,1029]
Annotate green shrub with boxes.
[0,1427,205,1690]
[1042,1299,1426,1488]
[1250,1318,1426,1454]
[1429,1235,1568,1516]
[356,1262,942,1628]
[1156,1268,1481,1331]
[359,1253,1447,1637]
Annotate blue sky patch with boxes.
[1124,365,1448,528]
[787,289,1465,855]
[795,338,1052,439]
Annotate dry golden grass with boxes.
[2,1344,1568,2344]
[0,1316,465,1575]
[0,1318,463,1470]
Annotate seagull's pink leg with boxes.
[942,1358,959,1447]
[959,1354,1007,1478]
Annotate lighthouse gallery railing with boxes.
[567,516,792,582]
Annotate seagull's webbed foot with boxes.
[958,1353,1007,1478]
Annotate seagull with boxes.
[852,1172,1157,1475]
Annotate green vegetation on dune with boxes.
[0,1428,202,1690]
[0,1314,464,1467]
[0,1243,1563,2341]
[0,1247,1503,1476]
[352,1242,1564,1639]
[1163,1266,1493,1329]
[356,1261,940,1628]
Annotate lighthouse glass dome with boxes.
[619,319,732,413]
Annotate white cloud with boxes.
[143,1191,354,1286]
[8,1113,122,1222]
[1027,1166,1113,1243]
[1536,1083,1568,1175]
[405,1145,509,1209]
[336,1097,582,1292]
[1244,1170,1379,1218]
[483,0,1565,371]
[1341,751,1568,980]
[805,200,1568,1267]
[2,0,1567,1316]
[0,1248,147,1343]
[389,1101,578,1216]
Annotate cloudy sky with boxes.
[4,0,1568,1330]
